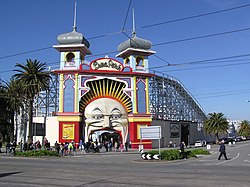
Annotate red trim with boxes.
[53,69,154,78]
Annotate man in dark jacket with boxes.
[0,141,2,153]
[180,141,187,159]
[218,140,228,160]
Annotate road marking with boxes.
[216,153,240,165]
[198,159,215,162]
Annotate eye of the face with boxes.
[93,114,104,120]
[91,108,104,120]
[110,114,121,120]
[110,108,122,120]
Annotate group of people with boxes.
[21,138,51,151]
[1,137,229,161]
[5,140,17,154]
[78,139,132,153]
[56,141,77,156]
[83,140,121,153]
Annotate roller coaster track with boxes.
[33,72,207,125]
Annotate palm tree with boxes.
[204,112,229,143]
[14,59,51,143]
[238,120,250,138]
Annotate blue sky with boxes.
[1,0,250,121]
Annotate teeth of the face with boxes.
[122,126,128,145]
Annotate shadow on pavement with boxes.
[0,172,21,178]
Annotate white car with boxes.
[194,140,206,147]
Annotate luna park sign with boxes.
[90,58,123,71]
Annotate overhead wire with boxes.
[153,27,250,47]
[121,0,133,31]
[1,24,249,68]
[141,3,250,29]
[196,89,250,99]
[163,61,250,72]
[150,53,250,69]
[0,3,249,61]
[0,1,250,91]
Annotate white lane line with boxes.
[216,153,240,165]
[198,160,215,162]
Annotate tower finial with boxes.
[73,0,77,31]
[132,8,136,37]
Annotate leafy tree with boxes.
[238,120,250,138]
[0,86,11,141]
[2,79,25,141]
[14,59,51,143]
[204,112,229,143]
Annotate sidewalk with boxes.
[0,144,219,158]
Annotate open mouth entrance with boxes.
[89,128,122,144]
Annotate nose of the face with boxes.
[103,116,111,128]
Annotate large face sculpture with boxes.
[84,98,128,144]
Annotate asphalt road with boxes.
[0,141,250,187]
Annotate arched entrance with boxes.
[80,78,132,146]
[89,129,122,144]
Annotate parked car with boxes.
[228,136,241,142]
[194,140,206,147]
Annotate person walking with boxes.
[79,140,83,151]
[218,140,228,160]
[54,141,60,154]
[12,140,17,155]
[180,141,187,159]
[0,140,2,153]
[6,142,11,154]
[125,141,129,152]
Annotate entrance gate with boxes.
[53,22,155,149]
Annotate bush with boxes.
[14,150,59,157]
[190,149,210,155]
[148,149,180,160]
[148,148,210,160]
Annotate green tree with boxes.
[204,112,229,143]
[238,120,250,138]
[0,86,11,141]
[14,59,51,143]
[2,79,25,142]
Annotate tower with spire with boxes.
[116,9,155,73]
[116,10,156,148]
[53,1,91,143]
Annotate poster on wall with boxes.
[170,123,179,138]
[62,124,75,140]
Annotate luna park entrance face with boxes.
[84,98,129,144]
[89,129,122,144]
